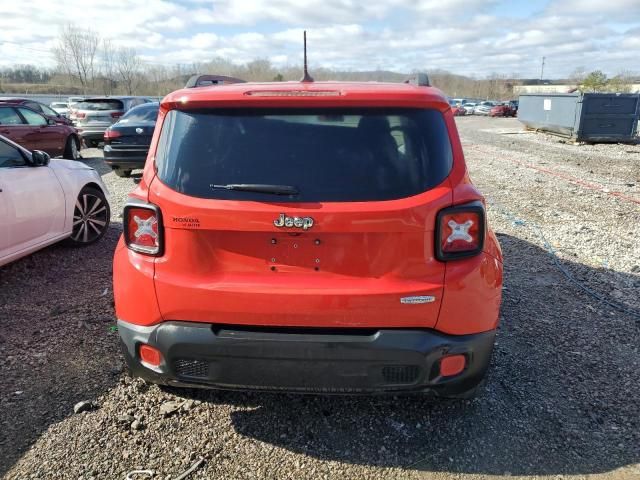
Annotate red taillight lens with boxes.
[436,202,485,261]
[123,203,163,256]
[75,112,86,119]
[139,344,163,367]
[111,111,123,118]
[104,129,121,140]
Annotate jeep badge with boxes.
[274,213,314,230]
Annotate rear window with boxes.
[78,99,124,111]
[120,104,159,123]
[155,108,453,202]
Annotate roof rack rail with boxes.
[404,72,430,87]
[185,74,246,88]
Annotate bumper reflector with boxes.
[139,344,163,367]
[440,355,466,377]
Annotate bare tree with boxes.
[568,66,587,89]
[116,47,142,95]
[52,24,99,93]
[101,39,118,95]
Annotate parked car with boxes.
[74,97,153,147]
[0,97,73,125]
[0,104,81,160]
[473,101,497,115]
[489,103,517,117]
[50,101,70,117]
[104,102,159,177]
[0,135,110,267]
[462,103,477,115]
[113,73,503,398]
[452,105,466,116]
[66,97,85,122]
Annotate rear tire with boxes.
[63,136,80,160]
[113,168,132,178]
[65,186,110,246]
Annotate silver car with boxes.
[74,97,152,147]
[473,101,497,116]
[462,103,477,115]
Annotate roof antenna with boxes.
[300,30,314,83]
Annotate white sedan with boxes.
[50,101,70,117]
[0,135,110,267]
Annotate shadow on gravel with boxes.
[170,233,639,476]
[77,149,113,176]
[0,226,122,476]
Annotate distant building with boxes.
[514,84,640,95]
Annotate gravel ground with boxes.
[1,117,639,479]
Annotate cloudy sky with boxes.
[0,0,638,78]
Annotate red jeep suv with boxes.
[113,73,503,398]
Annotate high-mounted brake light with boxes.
[244,90,341,97]
[123,203,163,256]
[435,201,485,261]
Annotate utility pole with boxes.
[540,56,546,84]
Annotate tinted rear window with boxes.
[78,99,124,111]
[155,108,452,202]
[120,104,159,123]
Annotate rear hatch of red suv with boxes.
[148,103,454,328]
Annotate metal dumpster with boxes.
[518,93,640,143]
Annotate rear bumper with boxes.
[77,127,109,141]
[78,132,106,142]
[118,319,495,396]
[103,147,148,168]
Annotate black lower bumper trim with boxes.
[118,320,496,396]
[104,158,147,169]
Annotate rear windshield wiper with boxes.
[210,184,299,196]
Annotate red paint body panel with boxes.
[113,81,503,335]
[113,238,163,326]
[436,252,503,334]
[150,176,454,327]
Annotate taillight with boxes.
[435,201,485,261]
[123,202,163,256]
[111,111,123,118]
[104,129,121,141]
[76,112,86,119]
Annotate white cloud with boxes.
[0,0,637,78]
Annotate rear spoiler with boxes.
[185,74,246,88]
[404,72,430,87]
